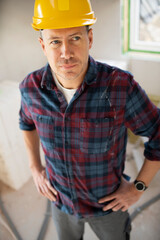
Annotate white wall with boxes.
[0,0,160,95]
[0,0,46,83]
[129,59,160,96]
[90,0,123,60]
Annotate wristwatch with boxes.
[134,180,148,192]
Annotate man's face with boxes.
[39,26,93,88]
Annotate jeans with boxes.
[52,205,131,240]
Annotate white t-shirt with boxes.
[52,72,77,104]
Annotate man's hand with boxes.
[98,177,143,212]
[31,166,58,202]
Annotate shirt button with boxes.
[39,116,42,121]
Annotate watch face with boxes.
[134,180,147,191]
[136,182,145,191]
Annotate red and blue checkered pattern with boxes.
[19,56,160,218]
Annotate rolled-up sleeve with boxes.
[19,89,36,131]
[125,75,160,161]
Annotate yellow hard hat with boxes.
[32,0,97,31]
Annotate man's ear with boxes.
[38,37,47,56]
[88,28,93,50]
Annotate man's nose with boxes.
[60,41,73,59]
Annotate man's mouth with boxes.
[60,64,77,70]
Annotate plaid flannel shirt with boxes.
[19,56,160,218]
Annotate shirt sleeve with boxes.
[19,88,36,131]
[124,74,160,161]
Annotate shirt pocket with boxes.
[34,114,55,150]
[80,117,114,154]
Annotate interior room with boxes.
[0,0,160,239]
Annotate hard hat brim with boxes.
[32,16,97,31]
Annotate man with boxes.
[19,0,160,239]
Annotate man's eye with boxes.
[51,40,60,45]
[72,36,80,41]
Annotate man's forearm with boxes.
[22,129,43,171]
[135,158,160,187]
[22,129,57,201]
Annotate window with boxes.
[122,0,160,56]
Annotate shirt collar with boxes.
[84,56,98,85]
[41,64,55,90]
[41,56,98,90]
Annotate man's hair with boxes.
[39,25,90,39]
[40,29,43,39]
[86,25,90,32]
